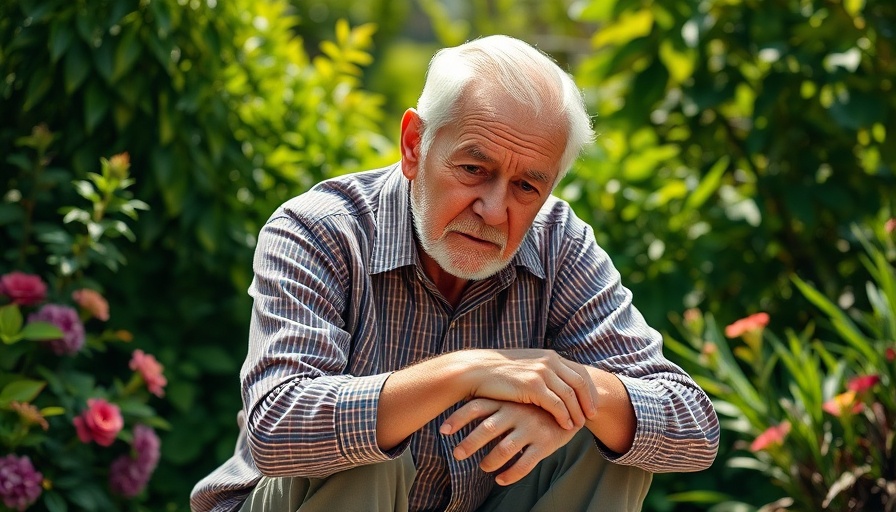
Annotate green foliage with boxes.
[666,221,896,511]
[1,151,169,511]
[2,0,392,507]
[566,0,896,326]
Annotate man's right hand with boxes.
[455,349,599,430]
[440,398,580,485]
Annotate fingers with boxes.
[441,399,503,460]
[533,357,598,429]
[539,372,583,429]
[557,359,599,419]
[443,400,576,486]
[493,444,543,486]
[466,349,599,430]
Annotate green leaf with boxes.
[592,9,654,48]
[117,399,156,418]
[49,21,75,63]
[666,490,732,504]
[43,490,68,512]
[64,43,91,94]
[0,304,24,340]
[23,66,53,112]
[112,26,142,82]
[792,276,877,362]
[0,379,46,406]
[686,156,729,211]
[84,82,110,134]
[20,321,64,341]
[40,406,66,417]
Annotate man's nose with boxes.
[471,183,509,226]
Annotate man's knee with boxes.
[240,451,417,512]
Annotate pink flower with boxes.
[72,288,109,321]
[847,374,880,393]
[0,454,43,511]
[27,304,85,355]
[129,350,167,397]
[0,272,47,306]
[73,398,123,447]
[886,218,896,234]
[108,425,160,497]
[823,391,864,417]
[750,421,791,452]
[724,312,770,338]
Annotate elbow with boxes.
[245,419,336,479]
[690,412,721,472]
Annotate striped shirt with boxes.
[190,165,719,512]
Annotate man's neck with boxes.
[419,251,469,308]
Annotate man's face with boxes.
[401,88,567,281]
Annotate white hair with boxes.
[415,35,594,181]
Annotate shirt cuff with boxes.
[595,374,665,466]
[335,372,411,464]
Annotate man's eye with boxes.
[519,181,537,193]
[461,165,480,174]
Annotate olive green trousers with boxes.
[239,430,652,512]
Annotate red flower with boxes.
[129,350,167,397]
[750,421,791,452]
[886,347,896,362]
[0,272,47,306]
[847,374,880,393]
[73,398,123,447]
[725,312,770,338]
[823,391,864,417]
[71,289,109,321]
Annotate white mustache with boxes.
[444,218,507,251]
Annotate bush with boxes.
[665,219,896,511]
[1,1,394,506]
[566,0,896,328]
[0,151,169,511]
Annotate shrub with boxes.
[0,150,169,511]
[665,219,896,511]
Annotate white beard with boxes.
[409,171,513,280]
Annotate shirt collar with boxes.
[369,164,545,280]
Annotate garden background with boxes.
[1,0,894,510]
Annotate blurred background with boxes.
[2,0,894,510]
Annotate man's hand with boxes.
[459,349,599,430]
[440,398,579,485]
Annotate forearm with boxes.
[377,347,599,450]
[376,352,471,449]
[583,366,636,454]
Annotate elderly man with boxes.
[191,35,719,512]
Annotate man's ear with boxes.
[400,108,422,180]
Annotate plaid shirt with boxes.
[190,165,719,512]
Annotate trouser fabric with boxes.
[238,430,652,512]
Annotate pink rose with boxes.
[0,272,47,306]
[73,398,123,447]
[129,350,167,397]
[72,288,110,321]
